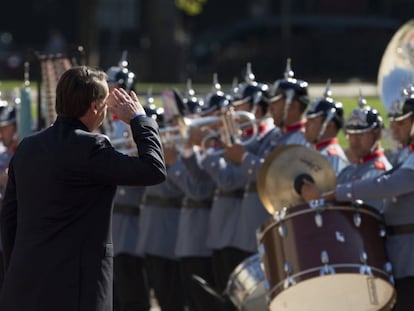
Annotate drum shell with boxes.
[257,201,395,310]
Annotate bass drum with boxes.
[257,201,396,311]
[226,253,267,311]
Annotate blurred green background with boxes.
[0,80,391,151]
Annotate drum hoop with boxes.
[226,254,266,298]
[258,205,382,240]
[227,276,266,297]
[268,263,393,298]
[229,253,261,278]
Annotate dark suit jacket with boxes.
[0,116,166,311]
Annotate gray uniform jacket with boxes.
[202,150,244,250]
[169,153,215,257]
[314,138,349,176]
[388,146,410,167]
[234,122,308,252]
[138,170,183,260]
[337,149,392,212]
[112,186,145,257]
[336,151,414,279]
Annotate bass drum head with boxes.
[269,273,395,311]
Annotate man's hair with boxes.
[56,66,108,118]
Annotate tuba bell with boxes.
[377,19,414,112]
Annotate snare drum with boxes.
[257,201,396,311]
[226,253,267,311]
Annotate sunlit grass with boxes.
[0,81,393,151]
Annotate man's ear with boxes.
[91,101,99,113]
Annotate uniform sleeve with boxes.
[0,159,17,270]
[202,153,247,191]
[169,157,215,200]
[336,168,414,202]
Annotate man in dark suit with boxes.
[0,66,166,311]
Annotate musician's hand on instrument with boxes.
[187,127,207,147]
[224,143,245,164]
[108,89,146,124]
[300,179,321,201]
[163,144,177,166]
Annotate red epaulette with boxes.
[374,161,386,171]
[327,146,340,156]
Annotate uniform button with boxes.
[248,169,253,175]
[211,162,216,167]
[346,192,352,199]
[175,171,181,176]
[392,197,397,203]
[251,160,255,165]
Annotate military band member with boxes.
[178,75,241,310]
[165,86,223,311]
[336,94,392,211]
[224,59,309,255]
[387,85,414,167]
[138,104,186,311]
[105,62,151,311]
[222,65,277,256]
[300,85,414,311]
[304,80,349,175]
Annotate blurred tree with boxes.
[176,0,207,16]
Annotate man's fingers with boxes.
[130,90,139,101]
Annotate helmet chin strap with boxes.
[316,108,336,143]
[281,89,294,127]
[369,130,381,154]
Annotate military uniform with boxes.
[337,149,392,212]
[336,150,413,277]
[388,146,410,167]
[335,88,414,311]
[315,138,349,175]
[234,121,306,253]
[112,185,149,311]
[169,151,223,311]
[138,173,186,311]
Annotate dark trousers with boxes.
[114,253,150,311]
[393,277,414,311]
[212,247,254,311]
[144,254,186,311]
[179,256,224,311]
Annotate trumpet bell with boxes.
[378,19,414,111]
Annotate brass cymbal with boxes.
[257,144,336,215]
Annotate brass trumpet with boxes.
[109,109,258,155]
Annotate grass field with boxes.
[0,80,393,151]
